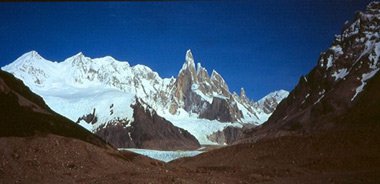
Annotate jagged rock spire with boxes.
[185,49,195,65]
[179,49,197,82]
[240,88,247,99]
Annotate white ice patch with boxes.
[191,84,213,104]
[314,95,325,105]
[342,19,360,38]
[191,83,199,90]
[128,132,133,141]
[120,148,203,162]
[355,39,378,66]
[212,92,228,100]
[302,93,310,104]
[282,115,288,120]
[369,42,380,69]
[330,45,344,55]
[314,89,326,105]
[319,89,326,96]
[332,68,349,81]
[305,93,310,98]
[326,55,334,69]
[303,76,308,82]
[351,68,380,101]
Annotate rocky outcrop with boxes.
[241,2,380,142]
[174,50,198,104]
[173,50,213,115]
[199,97,243,122]
[76,108,97,124]
[207,126,244,145]
[172,50,257,122]
[207,124,257,145]
[96,99,200,150]
[94,119,134,148]
[210,70,230,97]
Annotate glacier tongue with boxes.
[2,50,288,144]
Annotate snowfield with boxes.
[36,85,135,131]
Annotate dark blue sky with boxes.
[0,1,372,100]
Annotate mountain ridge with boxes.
[2,49,288,145]
[238,1,380,142]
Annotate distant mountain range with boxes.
[2,49,288,146]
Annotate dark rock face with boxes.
[131,100,200,150]
[200,97,243,122]
[0,70,106,147]
[241,2,380,142]
[341,70,380,126]
[207,126,244,145]
[96,99,200,150]
[76,108,97,124]
[207,124,257,145]
[183,90,206,114]
[199,97,230,122]
[94,119,135,148]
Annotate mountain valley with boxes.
[1,1,380,184]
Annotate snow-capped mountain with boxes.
[241,1,380,142]
[256,89,289,114]
[2,49,288,145]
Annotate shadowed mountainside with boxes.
[0,70,106,147]
[95,99,200,150]
[171,2,380,183]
